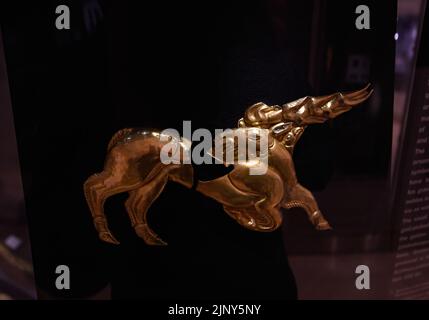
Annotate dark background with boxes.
[0,0,395,298]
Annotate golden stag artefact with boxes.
[84,85,372,245]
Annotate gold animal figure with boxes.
[84,85,372,245]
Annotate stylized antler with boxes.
[239,84,372,153]
[282,84,373,125]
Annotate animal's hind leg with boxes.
[125,172,169,245]
[84,172,119,244]
[84,170,143,244]
[283,184,331,230]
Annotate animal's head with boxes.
[238,84,373,153]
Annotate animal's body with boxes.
[84,85,372,245]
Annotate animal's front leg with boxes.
[283,184,332,230]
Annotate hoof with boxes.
[135,224,167,246]
[311,211,332,231]
[99,232,120,245]
[316,221,332,231]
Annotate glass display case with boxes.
[0,0,428,303]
